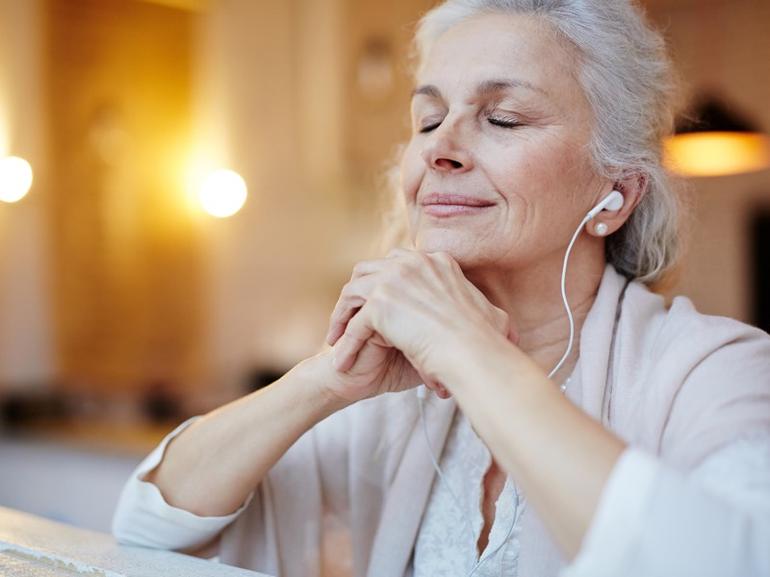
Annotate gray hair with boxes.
[386,0,683,284]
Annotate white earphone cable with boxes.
[418,392,477,544]
[418,210,595,576]
[548,212,591,381]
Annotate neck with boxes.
[464,242,606,382]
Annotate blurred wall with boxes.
[45,0,203,395]
[0,0,768,401]
[198,0,770,398]
[194,0,433,391]
[0,0,54,391]
[647,0,770,322]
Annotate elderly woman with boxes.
[113,1,770,576]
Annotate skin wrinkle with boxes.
[396,14,623,554]
[138,13,661,565]
[313,11,641,560]
[402,13,606,353]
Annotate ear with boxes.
[588,172,648,237]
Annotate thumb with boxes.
[507,324,520,346]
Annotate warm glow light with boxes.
[198,168,247,218]
[0,97,8,157]
[0,156,33,203]
[664,132,770,177]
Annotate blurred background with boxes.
[0,0,768,533]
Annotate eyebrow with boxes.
[411,78,546,99]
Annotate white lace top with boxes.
[412,404,770,577]
[413,408,524,576]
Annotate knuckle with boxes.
[430,251,457,273]
[339,282,355,298]
[351,261,369,277]
[369,285,384,303]
[394,260,412,277]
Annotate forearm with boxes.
[144,351,349,517]
[445,331,625,559]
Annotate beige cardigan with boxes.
[217,264,770,577]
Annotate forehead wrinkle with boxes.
[411,84,442,99]
[411,77,546,102]
[477,78,547,97]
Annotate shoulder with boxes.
[644,293,770,465]
[658,299,770,451]
[666,297,768,378]
[620,276,770,374]
[610,274,770,466]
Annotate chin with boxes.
[414,228,498,270]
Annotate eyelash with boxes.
[418,115,522,133]
[488,116,522,128]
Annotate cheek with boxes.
[399,142,424,203]
[491,135,592,210]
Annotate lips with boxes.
[420,193,496,207]
[420,193,496,217]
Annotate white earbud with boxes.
[586,189,624,220]
[415,185,627,576]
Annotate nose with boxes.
[421,118,474,174]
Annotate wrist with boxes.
[442,326,538,395]
[291,350,355,416]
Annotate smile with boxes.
[420,193,496,217]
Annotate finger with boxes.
[417,368,451,398]
[434,381,451,398]
[332,305,376,373]
[425,250,458,271]
[326,275,380,345]
[328,251,423,346]
[326,301,363,346]
[350,258,384,280]
[423,379,441,393]
[436,386,452,400]
[422,378,451,400]
[386,247,415,259]
[507,324,520,346]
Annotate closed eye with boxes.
[488,116,522,128]
[419,121,442,134]
[419,117,523,133]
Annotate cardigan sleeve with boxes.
[561,435,770,577]
[111,416,256,551]
[656,304,770,468]
[112,400,357,563]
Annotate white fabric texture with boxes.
[113,411,770,577]
[113,417,770,577]
[413,408,524,577]
[565,435,770,577]
[112,265,770,576]
[112,415,255,551]
[411,414,770,577]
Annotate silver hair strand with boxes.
[391,0,684,284]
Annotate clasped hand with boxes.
[323,248,517,403]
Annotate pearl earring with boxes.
[595,222,609,236]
